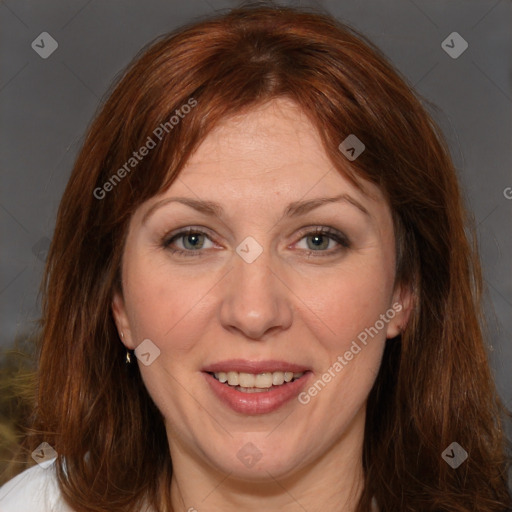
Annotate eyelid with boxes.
[162,225,216,245]
[294,225,349,244]
[162,225,350,257]
[162,226,220,254]
[291,226,351,256]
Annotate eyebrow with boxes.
[142,193,369,225]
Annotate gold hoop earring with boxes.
[121,332,133,365]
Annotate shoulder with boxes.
[0,463,74,512]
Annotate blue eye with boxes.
[296,227,350,256]
[163,228,214,257]
[162,226,350,258]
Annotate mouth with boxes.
[202,361,312,414]
[207,370,306,393]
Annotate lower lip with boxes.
[203,372,311,415]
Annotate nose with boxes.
[218,247,293,341]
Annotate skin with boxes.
[112,98,412,512]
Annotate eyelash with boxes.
[161,226,350,258]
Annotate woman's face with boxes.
[113,98,410,481]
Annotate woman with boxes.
[0,3,510,511]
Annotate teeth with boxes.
[240,372,257,387]
[227,371,239,386]
[254,373,272,388]
[213,370,305,388]
[272,372,285,385]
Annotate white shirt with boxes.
[0,462,159,512]
[0,463,74,512]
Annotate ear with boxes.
[111,291,136,350]
[385,282,414,339]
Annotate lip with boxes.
[202,366,312,415]
[202,359,311,374]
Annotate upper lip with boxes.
[202,359,310,374]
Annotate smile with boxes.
[203,364,311,414]
[210,370,305,392]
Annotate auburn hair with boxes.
[8,2,511,511]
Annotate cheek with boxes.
[122,256,212,411]
[295,265,392,421]
[123,253,216,352]
[293,258,395,355]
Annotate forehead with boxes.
[169,98,384,213]
[176,98,382,199]
[184,98,328,175]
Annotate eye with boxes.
[162,227,216,257]
[161,226,350,258]
[294,227,350,256]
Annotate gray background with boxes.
[1,0,511,409]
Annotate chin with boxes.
[200,436,307,481]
